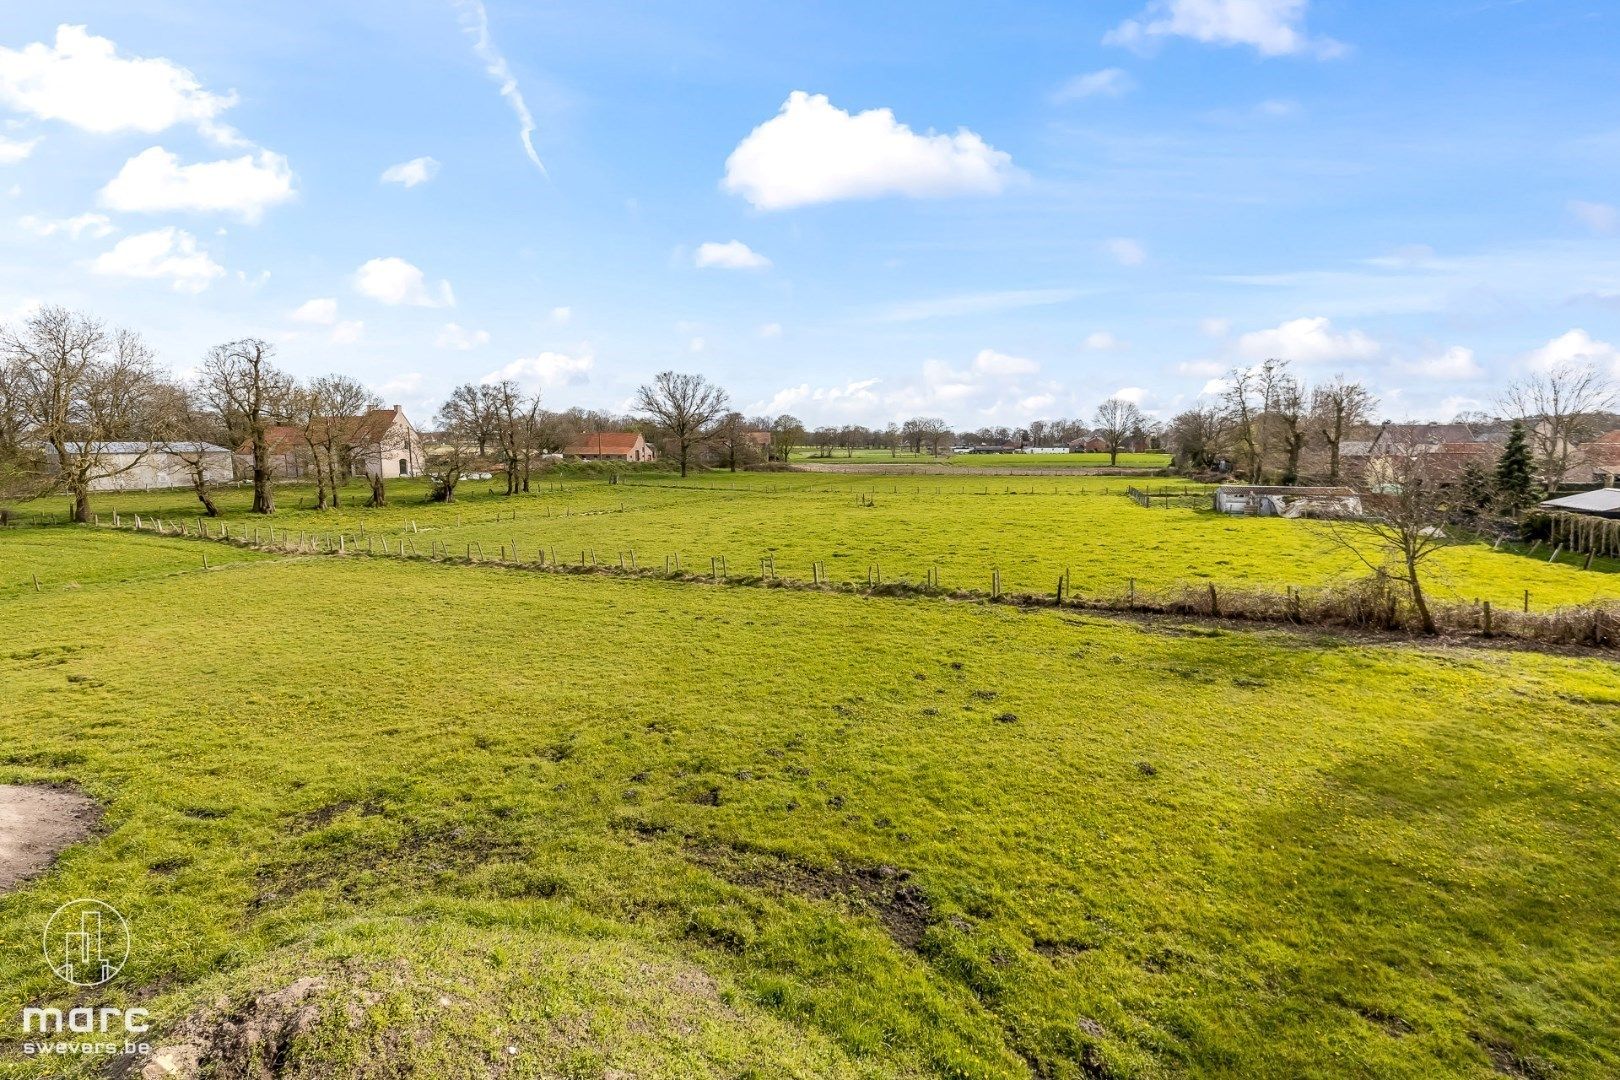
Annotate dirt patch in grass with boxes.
[113,976,339,1080]
[0,783,100,892]
[681,839,934,951]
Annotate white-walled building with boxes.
[47,442,234,491]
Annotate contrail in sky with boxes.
[454,0,546,176]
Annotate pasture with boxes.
[792,451,1173,469]
[29,469,1620,612]
[1,530,1618,1078]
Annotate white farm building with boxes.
[47,442,234,492]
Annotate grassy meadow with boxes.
[793,451,1173,469]
[35,470,1620,612]
[1,530,1618,1078]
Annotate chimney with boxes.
[391,404,401,412]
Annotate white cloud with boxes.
[1105,237,1147,266]
[1236,316,1379,363]
[1201,377,1230,396]
[759,322,783,339]
[1105,0,1342,58]
[1400,346,1481,380]
[878,287,1078,323]
[381,156,440,187]
[1178,359,1225,376]
[289,297,337,325]
[689,337,705,353]
[1113,386,1148,405]
[436,322,490,350]
[1052,68,1135,103]
[353,257,454,307]
[18,211,114,239]
[0,25,242,143]
[694,240,771,270]
[99,146,295,222]
[751,378,882,417]
[972,348,1039,376]
[0,136,40,164]
[723,91,1017,210]
[379,373,423,398]
[1201,316,1231,337]
[454,1,544,174]
[1568,199,1617,234]
[1524,329,1620,374]
[330,320,364,345]
[483,348,593,387]
[1019,393,1057,411]
[90,226,223,293]
[550,305,572,325]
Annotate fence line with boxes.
[44,515,1612,649]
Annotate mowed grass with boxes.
[0,527,268,597]
[41,471,1620,611]
[793,451,1172,469]
[1,532,1619,1077]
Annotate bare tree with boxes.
[428,394,481,503]
[768,414,804,462]
[1222,366,1262,482]
[484,380,544,493]
[1321,440,1457,634]
[157,380,233,517]
[1271,371,1310,484]
[714,411,761,472]
[198,338,289,514]
[1313,376,1377,482]
[312,374,376,506]
[1,306,165,522]
[1093,398,1143,467]
[1165,405,1227,471]
[635,371,729,477]
[1500,362,1616,493]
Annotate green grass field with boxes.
[794,451,1172,469]
[31,471,1619,612]
[1,530,1618,1077]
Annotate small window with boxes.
[398,458,409,476]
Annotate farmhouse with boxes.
[1538,488,1620,519]
[563,432,656,462]
[1214,485,1363,518]
[45,442,233,491]
[242,406,425,480]
[1582,430,1620,483]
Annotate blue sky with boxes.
[2,0,1618,429]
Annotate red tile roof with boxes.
[563,432,645,456]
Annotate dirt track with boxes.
[0,784,99,892]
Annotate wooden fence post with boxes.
[1208,583,1219,617]
[1482,600,1493,638]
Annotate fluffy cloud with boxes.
[1112,386,1148,405]
[1104,237,1147,266]
[90,226,223,292]
[330,320,364,344]
[1236,316,1379,363]
[0,136,40,164]
[1083,331,1122,350]
[1178,359,1225,376]
[289,297,337,325]
[1568,199,1617,234]
[482,349,593,387]
[0,25,239,142]
[381,156,440,187]
[436,322,490,350]
[694,240,771,270]
[99,147,295,222]
[972,349,1039,376]
[18,212,114,239]
[1105,0,1342,58]
[353,257,454,307]
[550,306,572,325]
[1524,329,1620,374]
[723,91,1017,210]
[1400,345,1481,379]
[1052,68,1135,103]
[751,378,882,416]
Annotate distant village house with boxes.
[45,442,234,492]
[563,432,655,462]
[241,406,425,480]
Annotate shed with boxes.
[1537,488,1620,519]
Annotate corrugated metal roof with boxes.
[1539,488,1620,513]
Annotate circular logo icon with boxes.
[42,899,130,987]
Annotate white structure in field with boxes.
[46,442,234,492]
